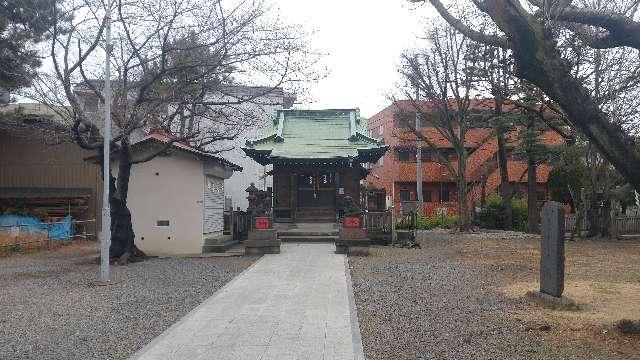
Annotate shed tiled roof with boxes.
[243,109,387,165]
[136,130,242,171]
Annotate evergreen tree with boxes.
[0,0,60,99]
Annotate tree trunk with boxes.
[457,157,470,230]
[482,0,640,194]
[586,195,601,238]
[481,175,487,208]
[495,98,513,230]
[108,141,146,263]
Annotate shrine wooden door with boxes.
[297,172,336,208]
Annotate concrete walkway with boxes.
[132,243,364,360]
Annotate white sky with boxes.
[272,0,436,118]
[18,0,436,119]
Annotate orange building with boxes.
[365,100,565,216]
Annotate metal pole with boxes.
[415,84,423,216]
[100,1,112,283]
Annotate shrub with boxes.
[9,244,22,253]
[477,193,528,232]
[396,215,458,230]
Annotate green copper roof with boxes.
[243,109,387,165]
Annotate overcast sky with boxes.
[273,0,435,118]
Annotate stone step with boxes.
[202,239,238,253]
[296,208,336,218]
[278,235,338,243]
[203,235,233,246]
[293,217,336,223]
[278,231,338,237]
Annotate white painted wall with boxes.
[126,152,205,256]
[205,90,291,210]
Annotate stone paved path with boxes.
[132,243,364,360]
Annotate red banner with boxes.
[344,216,361,228]
[255,217,270,229]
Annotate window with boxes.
[423,190,432,202]
[440,186,450,202]
[84,96,98,112]
[156,220,170,227]
[399,190,411,201]
[421,149,432,162]
[537,191,546,201]
[398,150,411,162]
[379,124,384,135]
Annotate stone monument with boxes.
[540,201,565,297]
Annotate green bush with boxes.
[9,244,22,253]
[396,215,458,230]
[477,193,528,232]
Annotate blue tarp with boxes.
[0,215,73,240]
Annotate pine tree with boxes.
[0,0,60,99]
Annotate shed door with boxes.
[204,176,225,234]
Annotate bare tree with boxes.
[412,0,640,193]
[30,0,317,262]
[397,24,478,229]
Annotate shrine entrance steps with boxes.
[295,207,336,223]
[276,222,338,243]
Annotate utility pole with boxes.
[415,86,423,215]
[100,0,112,283]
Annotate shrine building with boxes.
[243,109,387,223]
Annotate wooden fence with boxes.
[364,211,392,233]
[223,210,250,240]
[564,214,590,233]
[612,216,640,236]
[565,214,640,237]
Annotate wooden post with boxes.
[290,172,297,221]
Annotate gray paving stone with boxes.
[132,243,362,360]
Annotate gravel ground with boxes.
[0,242,257,360]
[349,232,547,360]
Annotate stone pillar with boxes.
[244,183,280,255]
[335,196,370,254]
[540,201,565,297]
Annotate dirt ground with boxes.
[451,231,640,359]
[0,232,66,256]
